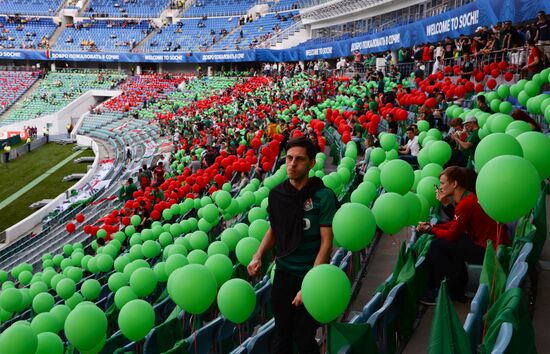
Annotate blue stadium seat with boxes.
[367,282,406,354]
[505,261,528,291]
[514,242,533,265]
[0,0,63,15]
[153,296,177,324]
[464,284,489,354]
[490,322,513,354]
[85,0,170,17]
[350,292,384,324]
[185,316,224,354]
[245,318,275,354]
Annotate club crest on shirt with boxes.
[303,198,313,211]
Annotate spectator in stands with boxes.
[534,11,550,57]
[476,95,491,113]
[138,167,150,191]
[414,62,425,80]
[247,136,337,354]
[118,177,138,202]
[153,161,165,185]
[398,127,419,165]
[417,166,507,304]
[451,115,480,169]
[432,55,444,74]
[460,53,474,80]
[521,38,544,79]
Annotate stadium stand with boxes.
[0,0,64,16]
[183,0,257,17]
[1,71,126,125]
[0,17,57,50]
[0,1,548,354]
[53,20,152,52]
[84,0,172,18]
[0,70,38,114]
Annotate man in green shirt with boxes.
[248,136,337,354]
[118,178,138,202]
[451,115,480,169]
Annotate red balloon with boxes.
[121,216,131,226]
[490,69,500,78]
[425,97,437,109]
[75,213,85,223]
[251,138,261,149]
[504,72,514,82]
[498,61,508,70]
[475,83,484,93]
[83,225,92,234]
[66,223,76,233]
[151,210,160,221]
[475,73,485,82]
[486,79,497,90]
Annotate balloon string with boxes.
[238,324,242,345]
[321,324,327,354]
[135,341,140,354]
[193,315,197,354]
[482,222,502,343]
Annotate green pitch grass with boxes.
[0,143,95,232]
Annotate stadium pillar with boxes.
[136,65,142,75]
[158,63,163,74]
[51,63,56,71]
[207,66,213,76]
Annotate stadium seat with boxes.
[490,322,514,354]
[143,310,189,354]
[350,292,384,324]
[153,296,177,324]
[99,330,132,354]
[505,261,528,291]
[464,284,489,354]
[367,282,406,354]
[244,318,275,354]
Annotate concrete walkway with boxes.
[0,149,84,210]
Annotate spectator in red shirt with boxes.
[521,39,543,79]
[416,166,507,304]
[153,161,165,185]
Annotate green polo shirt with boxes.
[276,187,337,277]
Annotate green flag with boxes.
[479,240,507,306]
[329,322,378,354]
[428,280,471,354]
[376,241,407,297]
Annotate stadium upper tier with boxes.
[53,20,151,52]
[183,0,258,17]
[1,71,126,126]
[84,0,171,18]
[0,0,63,16]
[0,18,57,50]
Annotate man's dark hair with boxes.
[406,127,415,133]
[286,136,316,161]
[477,95,486,104]
[128,178,133,184]
[440,166,477,193]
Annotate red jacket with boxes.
[432,192,508,249]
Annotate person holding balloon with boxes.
[416,166,507,304]
[248,136,337,354]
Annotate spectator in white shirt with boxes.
[399,127,420,165]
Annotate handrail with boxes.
[262,20,303,47]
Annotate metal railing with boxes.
[262,20,303,47]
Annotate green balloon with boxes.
[363,167,381,187]
[81,279,101,301]
[524,80,541,97]
[49,305,71,331]
[67,267,83,283]
[233,223,249,238]
[215,190,232,210]
[31,312,59,334]
[64,304,107,352]
[96,229,107,239]
[141,240,161,259]
[96,254,114,273]
[372,192,409,234]
[217,279,256,324]
[204,254,234,287]
[0,321,38,354]
[416,176,440,206]
[167,264,217,315]
[162,209,173,220]
[115,286,138,310]
[516,132,550,180]
[428,140,452,166]
[29,281,48,298]
[333,203,376,251]
[36,332,63,354]
[350,182,376,206]
[118,299,155,341]
[380,159,414,195]
[235,237,260,267]
[55,278,75,300]
[248,219,270,241]
[190,231,209,250]
[474,133,523,171]
[499,101,513,114]
[248,207,267,223]
[301,264,351,323]
[198,218,213,232]
[33,292,55,314]
[165,254,189,275]
[421,163,443,179]
[201,204,220,224]
[130,215,141,227]
[404,192,422,226]
[370,147,386,166]
[18,270,32,285]
[114,255,131,273]
[497,85,510,99]
[169,223,183,237]
[187,249,208,265]
[207,241,230,257]
[129,267,158,297]
[380,133,398,151]
[476,155,540,223]
[153,262,169,283]
[417,120,430,132]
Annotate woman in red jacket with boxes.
[416,166,508,304]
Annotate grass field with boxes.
[0,143,95,232]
